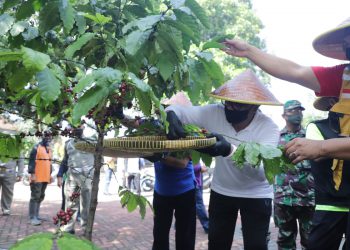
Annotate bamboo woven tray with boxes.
[75,136,216,158]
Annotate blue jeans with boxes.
[195,187,209,232]
[104,168,113,193]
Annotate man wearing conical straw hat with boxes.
[166,69,281,250]
[223,18,350,248]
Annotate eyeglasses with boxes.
[222,101,253,111]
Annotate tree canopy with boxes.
[0,0,267,240]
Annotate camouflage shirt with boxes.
[274,127,315,206]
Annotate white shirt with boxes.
[126,158,140,173]
[167,104,280,199]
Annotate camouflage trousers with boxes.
[274,203,315,250]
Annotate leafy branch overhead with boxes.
[0,0,268,241]
[232,142,295,184]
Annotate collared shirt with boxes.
[58,138,94,177]
[274,127,315,206]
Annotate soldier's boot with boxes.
[29,201,41,226]
[36,202,47,221]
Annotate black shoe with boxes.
[68,230,75,235]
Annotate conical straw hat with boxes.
[313,17,350,60]
[162,91,192,106]
[209,69,282,106]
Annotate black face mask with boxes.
[285,114,303,125]
[224,106,250,124]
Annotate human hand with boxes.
[57,177,63,187]
[221,39,250,58]
[196,133,232,157]
[285,138,323,164]
[166,111,186,140]
[16,176,22,182]
[30,174,36,183]
[50,176,54,184]
[144,153,163,163]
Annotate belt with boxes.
[315,204,349,212]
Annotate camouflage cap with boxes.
[284,100,305,111]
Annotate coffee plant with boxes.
[0,0,266,243]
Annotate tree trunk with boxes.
[84,130,104,240]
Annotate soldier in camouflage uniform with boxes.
[274,100,315,250]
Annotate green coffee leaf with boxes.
[36,68,61,102]
[65,33,95,59]
[59,0,75,34]
[232,143,245,168]
[0,13,15,36]
[83,13,112,25]
[125,30,152,55]
[184,0,210,28]
[127,194,138,212]
[244,143,260,166]
[22,46,51,72]
[202,41,225,50]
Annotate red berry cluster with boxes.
[70,191,80,201]
[201,129,208,134]
[53,208,74,226]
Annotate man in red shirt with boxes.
[222,17,350,163]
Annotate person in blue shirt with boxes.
[114,92,197,250]
[150,153,196,250]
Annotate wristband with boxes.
[225,144,237,159]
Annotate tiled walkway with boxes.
[0,174,284,249]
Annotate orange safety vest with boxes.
[34,144,52,183]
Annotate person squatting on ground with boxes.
[28,132,53,226]
[193,162,209,234]
[57,125,94,234]
[274,100,315,250]
[166,70,281,250]
[0,157,24,216]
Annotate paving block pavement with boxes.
[0,174,287,250]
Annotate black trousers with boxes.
[208,190,272,250]
[30,182,48,203]
[308,210,348,250]
[152,189,196,250]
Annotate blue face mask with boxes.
[286,114,302,125]
[224,106,250,124]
